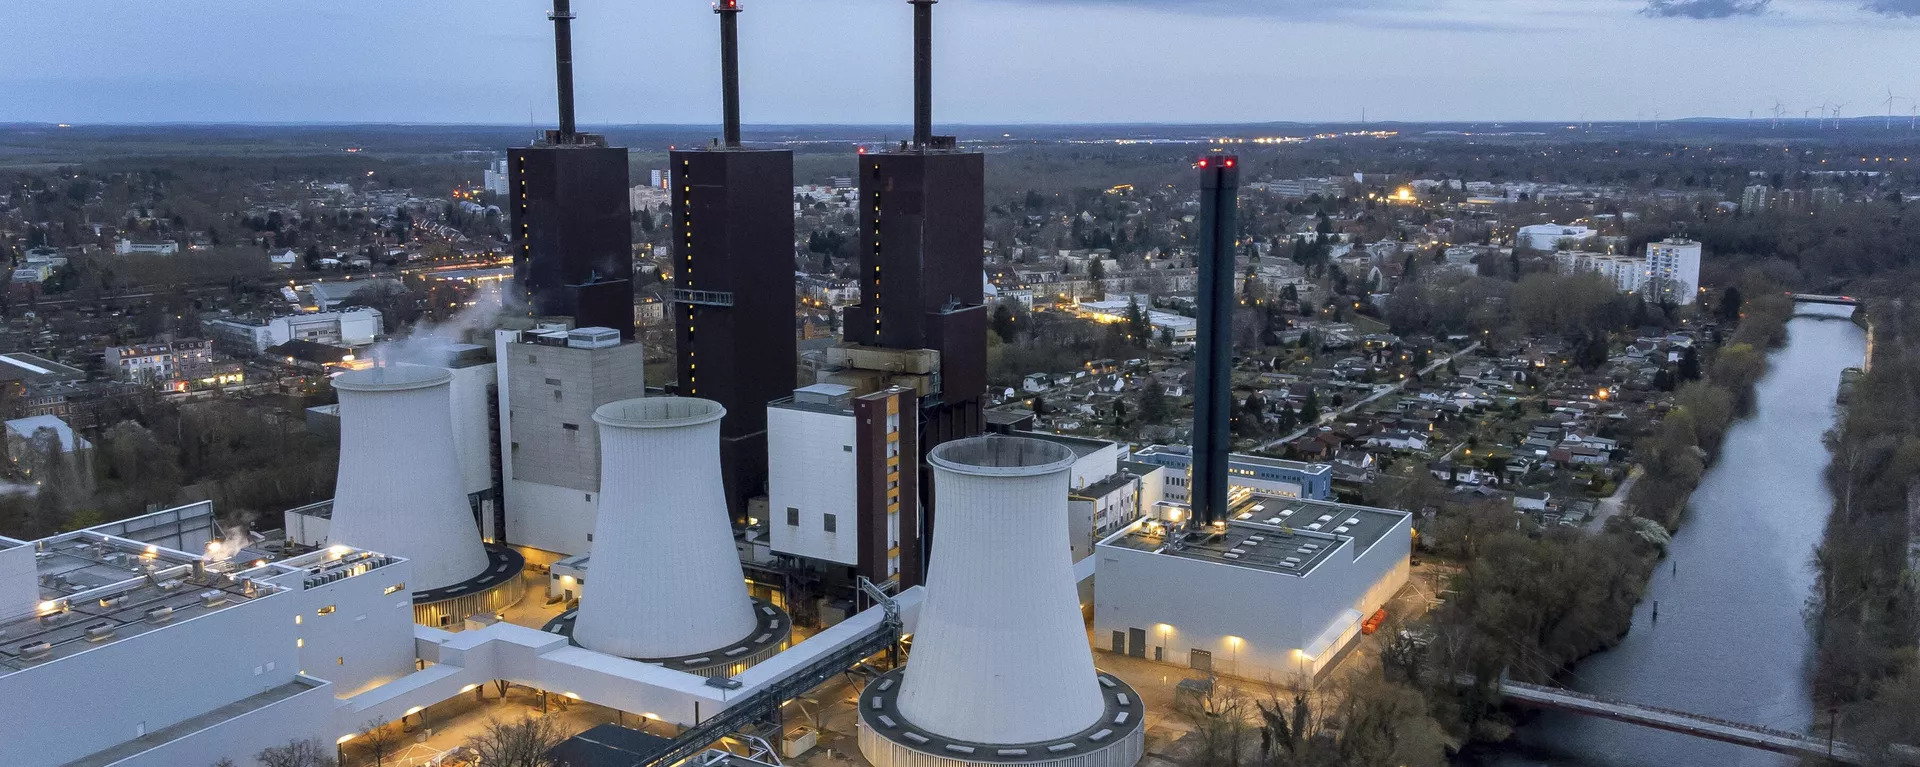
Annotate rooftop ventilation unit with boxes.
[144,606,174,624]
[860,436,1142,767]
[566,326,621,349]
[84,623,116,642]
[571,398,764,660]
[200,591,228,608]
[18,641,52,661]
[328,366,489,593]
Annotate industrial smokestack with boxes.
[570,397,763,660]
[328,366,489,592]
[550,0,578,141]
[911,0,934,148]
[1191,155,1239,526]
[717,0,743,148]
[859,436,1143,767]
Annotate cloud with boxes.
[1640,0,1770,17]
[1862,0,1920,15]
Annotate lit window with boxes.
[317,606,336,616]
[383,583,405,595]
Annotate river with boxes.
[1484,303,1866,767]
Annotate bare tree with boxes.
[357,717,398,767]
[465,715,566,767]
[1174,680,1255,767]
[256,739,336,767]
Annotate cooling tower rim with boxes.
[593,396,727,429]
[333,364,453,392]
[929,435,1076,478]
[859,667,1146,765]
[543,596,791,677]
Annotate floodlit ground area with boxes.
[338,571,1441,767]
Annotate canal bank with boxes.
[1485,303,1866,767]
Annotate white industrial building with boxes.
[767,384,918,587]
[494,324,647,559]
[1515,223,1594,251]
[0,508,418,767]
[1074,296,1198,345]
[1133,444,1334,502]
[203,308,384,356]
[1094,493,1412,686]
[1024,433,1154,559]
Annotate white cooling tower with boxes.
[860,435,1144,767]
[570,397,782,665]
[329,366,489,593]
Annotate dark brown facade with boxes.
[508,140,635,338]
[671,148,797,524]
[846,149,987,569]
[853,389,920,589]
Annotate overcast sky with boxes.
[4,0,1918,125]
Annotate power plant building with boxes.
[508,0,635,337]
[858,436,1143,767]
[0,513,418,767]
[767,384,920,589]
[494,324,647,559]
[837,0,989,578]
[328,366,490,594]
[671,0,798,524]
[1131,444,1333,502]
[1093,494,1411,685]
[556,397,789,676]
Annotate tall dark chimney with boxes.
[717,0,743,147]
[1191,155,1239,526]
[549,0,578,141]
[911,0,935,148]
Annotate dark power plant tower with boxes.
[844,0,988,568]
[671,0,797,524]
[509,0,635,338]
[1191,155,1239,525]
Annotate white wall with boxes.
[767,406,858,566]
[334,309,383,346]
[104,677,337,767]
[1093,515,1411,685]
[1067,442,1119,491]
[0,541,35,622]
[0,593,301,767]
[284,507,330,549]
[446,363,498,498]
[505,478,599,557]
[263,558,419,698]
